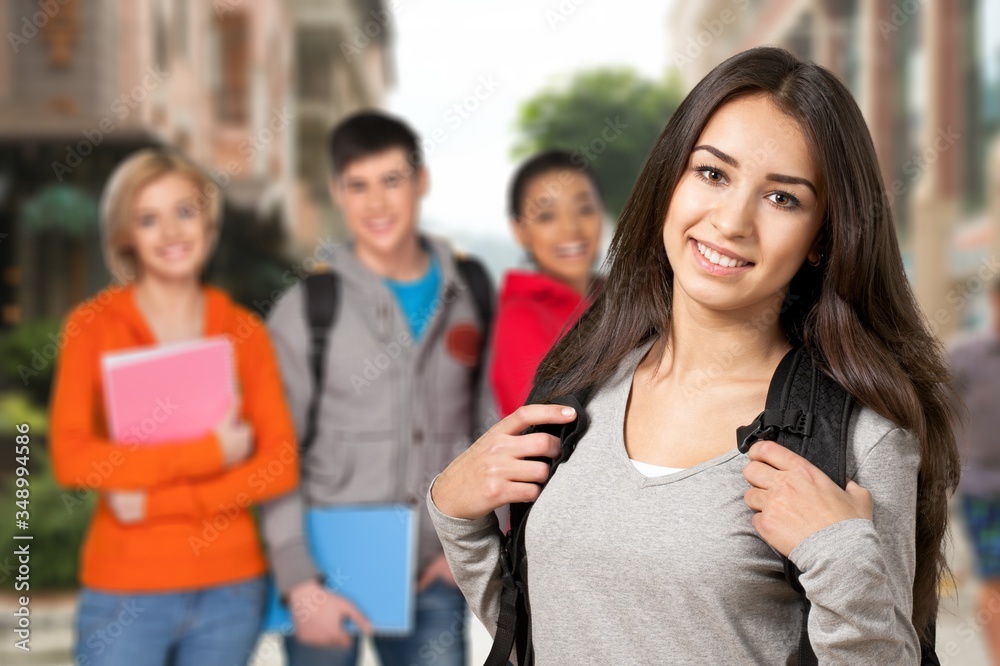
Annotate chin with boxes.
[366,231,411,256]
[148,263,202,282]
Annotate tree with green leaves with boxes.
[512,68,685,220]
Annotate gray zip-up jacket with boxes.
[261,234,497,596]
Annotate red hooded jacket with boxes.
[489,270,591,417]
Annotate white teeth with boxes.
[555,242,586,258]
[696,241,748,268]
[160,244,189,259]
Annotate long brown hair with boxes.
[533,46,960,642]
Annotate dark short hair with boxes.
[327,110,421,176]
[509,150,603,218]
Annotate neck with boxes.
[133,274,203,317]
[354,234,428,281]
[655,287,792,386]
[549,270,590,297]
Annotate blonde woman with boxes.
[49,149,298,665]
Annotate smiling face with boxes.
[663,94,825,318]
[513,169,603,291]
[331,147,427,259]
[129,172,213,283]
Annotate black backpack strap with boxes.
[454,254,495,391]
[485,387,594,666]
[737,347,940,664]
[737,347,851,665]
[300,272,340,456]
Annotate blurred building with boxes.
[290,0,393,253]
[0,0,392,328]
[668,0,1000,337]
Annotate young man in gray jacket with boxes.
[261,111,496,666]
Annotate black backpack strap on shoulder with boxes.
[455,255,495,413]
[484,387,593,666]
[454,254,494,333]
[737,347,852,666]
[300,272,340,457]
[736,348,940,664]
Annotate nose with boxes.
[709,188,755,239]
[367,183,388,213]
[161,213,182,239]
[559,211,583,238]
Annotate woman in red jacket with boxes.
[49,149,298,666]
[491,150,605,417]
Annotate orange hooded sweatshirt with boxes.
[49,283,299,592]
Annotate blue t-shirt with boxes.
[385,254,441,342]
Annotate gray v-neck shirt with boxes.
[429,342,922,664]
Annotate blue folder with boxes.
[262,504,417,635]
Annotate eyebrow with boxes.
[134,198,193,214]
[692,144,818,198]
[765,172,818,198]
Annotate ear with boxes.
[414,166,429,198]
[806,229,825,265]
[328,177,344,210]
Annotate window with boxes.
[216,13,249,124]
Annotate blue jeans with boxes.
[74,577,266,666]
[285,580,467,666]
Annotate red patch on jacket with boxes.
[445,322,481,368]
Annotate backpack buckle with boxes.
[737,410,815,453]
[737,412,767,453]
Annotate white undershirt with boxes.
[629,458,686,478]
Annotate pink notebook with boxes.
[101,336,236,445]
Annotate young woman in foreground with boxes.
[429,47,959,663]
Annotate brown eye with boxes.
[694,166,726,185]
[765,191,801,210]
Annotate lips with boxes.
[694,239,751,266]
[364,217,395,235]
[554,241,588,259]
[689,238,753,276]
[157,243,192,261]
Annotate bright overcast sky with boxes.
[386,1,673,245]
